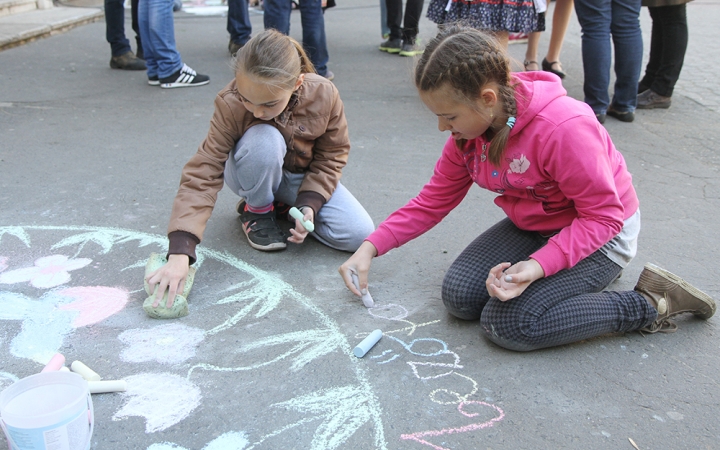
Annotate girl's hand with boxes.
[144,254,190,308]
[486,259,545,301]
[288,207,314,244]
[338,241,378,296]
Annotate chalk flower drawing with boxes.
[0,254,92,289]
[509,154,530,174]
[119,323,205,364]
[114,373,202,433]
[0,226,386,449]
[0,256,8,272]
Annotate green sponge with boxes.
[143,252,196,319]
[143,294,189,319]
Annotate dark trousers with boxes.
[228,0,252,45]
[105,0,141,57]
[441,218,656,351]
[639,3,688,97]
[386,0,424,41]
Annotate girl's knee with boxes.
[479,307,536,352]
[441,277,484,321]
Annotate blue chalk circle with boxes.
[289,207,314,232]
[353,329,382,357]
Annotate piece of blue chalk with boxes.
[289,207,315,232]
[504,275,513,282]
[353,329,382,357]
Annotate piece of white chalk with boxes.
[59,366,71,372]
[288,207,315,232]
[71,360,102,381]
[353,329,383,358]
[88,380,127,394]
[350,270,375,307]
[41,353,66,372]
[504,275,513,282]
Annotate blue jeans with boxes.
[138,0,182,79]
[227,0,252,45]
[263,0,329,76]
[575,0,643,114]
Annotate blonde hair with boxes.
[233,29,316,91]
[415,26,517,166]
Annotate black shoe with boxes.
[596,113,606,124]
[607,106,634,123]
[160,64,210,89]
[148,75,160,86]
[110,51,146,70]
[240,206,287,251]
[379,38,402,53]
[542,57,566,79]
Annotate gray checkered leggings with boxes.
[442,218,657,351]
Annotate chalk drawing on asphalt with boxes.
[0,225,386,449]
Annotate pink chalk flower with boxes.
[0,255,92,289]
[0,257,8,272]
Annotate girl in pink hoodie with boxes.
[339,26,715,351]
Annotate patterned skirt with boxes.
[426,0,545,33]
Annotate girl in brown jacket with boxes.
[146,29,374,309]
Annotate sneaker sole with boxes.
[148,80,160,86]
[399,51,422,57]
[643,263,716,319]
[379,47,401,53]
[160,80,210,89]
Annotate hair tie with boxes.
[506,117,516,129]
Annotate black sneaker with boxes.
[379,38,402,53]
[399,39,422,57]
[239,206,287,251]
[160,64,210,89]
[148,75,160,86]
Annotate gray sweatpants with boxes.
[223,124,375,252]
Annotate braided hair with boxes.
[415,26,518,166]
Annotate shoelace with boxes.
[640,318,678,334]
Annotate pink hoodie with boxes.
[367,72,639,277]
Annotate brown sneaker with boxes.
[110,51,147,70]
[636,89,672,109]
[634,263,716,333]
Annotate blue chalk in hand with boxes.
[353,329,382,357]
[504,275,513,282]
[289,207,315,232]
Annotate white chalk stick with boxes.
[289,207,315,232]
[41,353,66,372]
[354,329,383,358]
[88,380,127,394]
[71,360,102,381]
[350,270,375,308]
[504,275,513,282]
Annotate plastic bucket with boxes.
[0,372,93,450]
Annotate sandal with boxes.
[523,60,540,72]
[542,58,566,79]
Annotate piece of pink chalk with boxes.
[41,353,66,372]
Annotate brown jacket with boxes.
[166,73,350,262]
